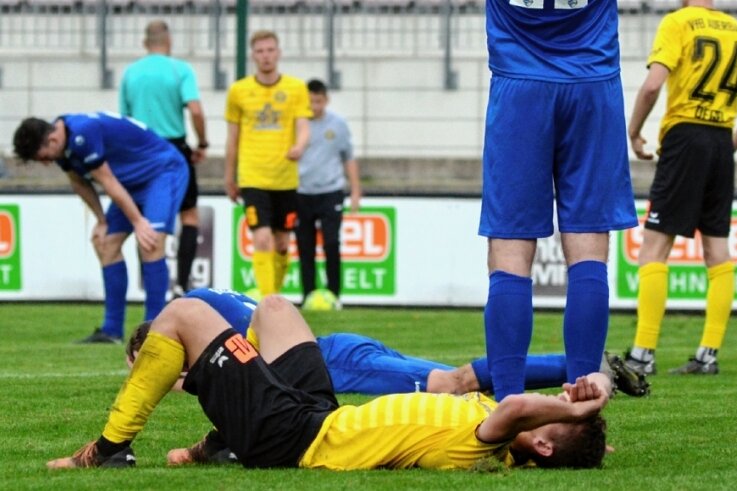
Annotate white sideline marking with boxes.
[0,369,129,380]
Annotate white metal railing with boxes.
[0,1,706,90]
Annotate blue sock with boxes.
[473,354,567,393]
[484,270,533,401]
[524,354,567,390]
[564,260,609,382]
[141,258,169,321]
[470,357,493,392]
[101,260,128,338]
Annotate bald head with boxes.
[684,0,713,7]
[144,20,171,53]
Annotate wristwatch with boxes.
[198,141,209,149]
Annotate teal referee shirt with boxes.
[119,53,200,139]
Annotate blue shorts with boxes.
[106,167,188,235]
[479,75,637,239]
[317,333,452,394]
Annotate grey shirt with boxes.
[298,110,354,195]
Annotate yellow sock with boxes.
[273,251,290,293]
[634,262,669,350]
[102,331,184,443]
[700,261,735,349]
[252,250,276,296]
[246,327,260,351]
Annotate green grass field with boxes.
[1,303,735,490]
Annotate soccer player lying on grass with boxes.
[48,294,610,471]
[126,288,648,397]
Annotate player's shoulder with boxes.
[330,109,348,122]
[122,55,145,71]
[325,110,350,130]
[169,56,196,73]
[709,7,737,26]
[664,6,697,20]
[62,113,98,133]
[229,75,257,90]
[61,114,105,159]
[278,74,309,90]
[663,6,737,34]
[666,6,729,22]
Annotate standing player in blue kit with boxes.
[479,0,638,401]
[13,111,189,343]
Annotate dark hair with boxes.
[533,415,607,469]
[13,117,53,161]
[307,79,328,96]
[126,321,152,362]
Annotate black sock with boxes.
[96,435,132,457]
[177,225,198,290]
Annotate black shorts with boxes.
[296,190,345,244]
[646,123,734,238]
[241,187,298,231]
[182,329,337,468]
[167,137,199,212]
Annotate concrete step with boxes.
[0,155,660,197]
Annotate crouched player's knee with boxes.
[251,295,312,344]
[256,294,294,314]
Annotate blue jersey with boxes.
[56,111,185,189]
[486,0,620,82]
[184,288,258,330]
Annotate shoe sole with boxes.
[608,355,650,397]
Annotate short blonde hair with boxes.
[250,30,279,48]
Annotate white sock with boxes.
[630,346,654,363]
[695,347,717,364]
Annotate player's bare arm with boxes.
[476,377,608,444]
[90,163,158,253]
[628,63,669,160]
[66,170,106,223]
[224,122,240,202]
[565,372,612,402]
[187,100,207,164]
[345,159,362,212]
[66,170,114,252]
[286,117,310,160]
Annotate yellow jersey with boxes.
[299,392,514,470]
[649,6,737,143]
[224,74,312,189]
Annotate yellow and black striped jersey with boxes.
[649,6,737,142]
[224,74,312,190]
[299,391,514,470]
